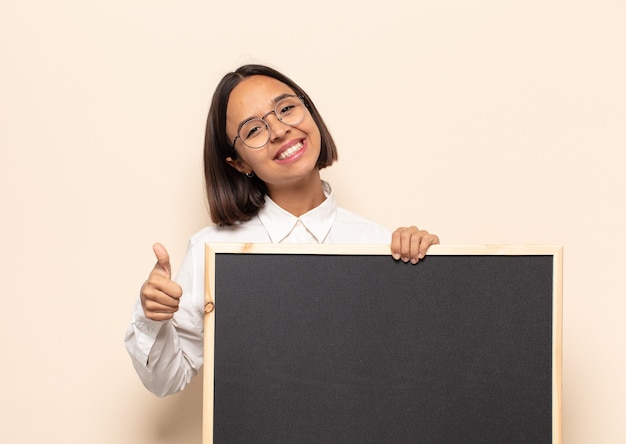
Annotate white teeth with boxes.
[277,142,303,160]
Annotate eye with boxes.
[277,97,301,118]
[278,104,296,116]
[245,127,258,139]
[241,120,266,140]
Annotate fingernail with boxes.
[393,253,400,260]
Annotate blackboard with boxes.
[203,244,562,444]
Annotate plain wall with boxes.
[1,0,624,442]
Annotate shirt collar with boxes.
[257,181,337,243]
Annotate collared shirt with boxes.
[124,182,391,396]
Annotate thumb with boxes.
[152,242,172,278]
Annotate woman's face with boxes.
[225,75,322,190]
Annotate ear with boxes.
[225,156,252,176]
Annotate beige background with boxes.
[1,0,624,443]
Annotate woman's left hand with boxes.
[391,226,440,264]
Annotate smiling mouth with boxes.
[276,141,304,160]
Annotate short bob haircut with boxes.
[204,64,338,226]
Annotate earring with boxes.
[245,171,254,178]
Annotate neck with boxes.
[266,172,326,217]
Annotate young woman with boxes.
[125,64,440,397]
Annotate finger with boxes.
[143,296,180,313]
[399,226,422,264]
[144,309,178,322]
[408,232,440,264]
[417,233,440,260]
[401,227,418,263]
[409,231,423,264]
[390,227,406,260]
[143,274,183,301]
[391,226,417,262]
[142,284,182,307]
[152,243,172,278]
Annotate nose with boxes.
[265,112,289,141]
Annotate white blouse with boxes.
[124,182,392,396]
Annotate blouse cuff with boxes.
[130,300,167,361]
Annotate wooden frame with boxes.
[204,244,562,443]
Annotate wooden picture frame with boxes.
[203,244,562,443]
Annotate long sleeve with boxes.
[124,241,205,397]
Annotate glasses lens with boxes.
[275,96,305,126]
[239,119,268,149]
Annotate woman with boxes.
[125,64,439,397]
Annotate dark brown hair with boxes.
[204,64,338,226]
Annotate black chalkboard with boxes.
[203,244,562,444]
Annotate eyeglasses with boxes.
[232,95,306,149]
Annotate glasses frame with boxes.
[231,95,306,149]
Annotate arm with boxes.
[124,243,204,397]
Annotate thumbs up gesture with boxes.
[140,243,183,321]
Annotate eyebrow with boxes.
[237,93,296,128]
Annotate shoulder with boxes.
[187,217,269,247]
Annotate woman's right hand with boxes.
[140,243,183,321]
